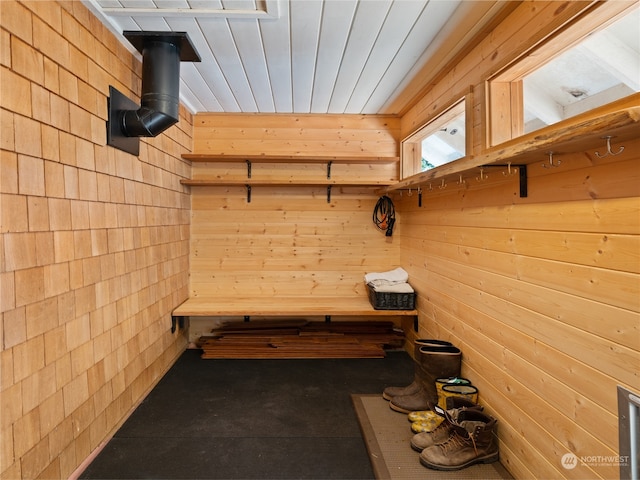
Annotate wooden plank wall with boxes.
[192,113,399,157]
[187,114,402,340]
[395,144,640,480]
[190,188,399,297]
[396,2,640,480]
[188,114,401,295]
[0,2,191,478]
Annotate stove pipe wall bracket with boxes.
[107,31,200,156]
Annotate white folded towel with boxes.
[370,282,414,293]
[364,267,409,285]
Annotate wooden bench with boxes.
[171,295,418,333]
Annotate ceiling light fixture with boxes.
[567,89,588,98]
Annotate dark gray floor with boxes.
[80,349,414,480]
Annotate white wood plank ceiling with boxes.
[84,0,508,114]
[84,1,640,117]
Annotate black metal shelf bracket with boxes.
[171,315,185,333]
[327,161,333,179]
[518,164,528,197]
[246,184,252,203]
[246,160,252,178]
[327,185,332,203]
[481,164,528,198]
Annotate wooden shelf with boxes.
[181,154,400,202]
[180,178,393,202]
[180,179,395,187]
[385,95,640,195]
[182,154,400,164]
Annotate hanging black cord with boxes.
[373,195,396,236]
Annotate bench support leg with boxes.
[325,315,331,323]
[244,315,250,322]
[414,315,419,333]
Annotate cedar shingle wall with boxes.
[0,2,191,478]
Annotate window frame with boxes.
[485,1,637,148]
[400,91,473,179]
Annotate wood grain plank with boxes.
[310,0,358,112]
[403,224,640,274]
[198,16,257,111]
[404,234,639,312]
[414,254,639,387]
[421,282,624,419]
[402,197,640,235]
[289,0,323,112]
[228,14,275,112]
[182,179,395,186]
[331,0,393,112]
[344,0,426,112]
[173,295,416,316]
[193,139,399,157]
[195,125,400,142]
[184,154,399,162]
[259,0,292,112]
[193,113,401,129]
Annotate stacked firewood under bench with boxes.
[196,319,406,359]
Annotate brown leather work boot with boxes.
[389,345,461,413]
[419,409,499,470]
[382,339,452,401]
[410,398,483,452]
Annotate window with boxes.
[488,3,639,146]
[421,104,465,171]
[523,6,639,133]
[401,97,468,178]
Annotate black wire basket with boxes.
[366,284,416,310]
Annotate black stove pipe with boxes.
[107,31,199,155]
[120,38,181,137]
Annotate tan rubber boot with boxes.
[382,339,452,401]
[389,345,461,413]
[419,410,499,471]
